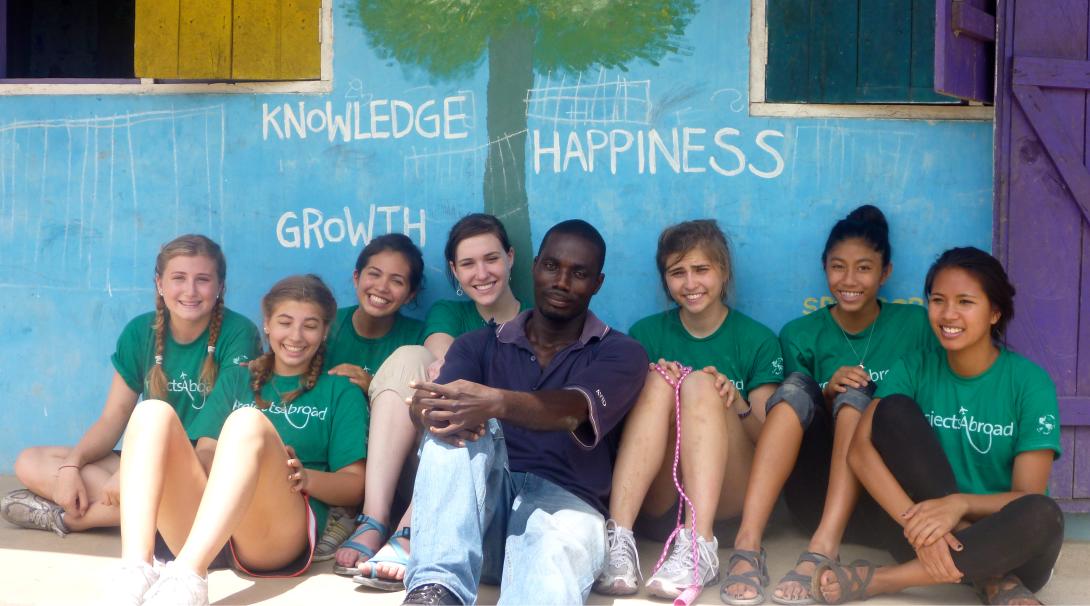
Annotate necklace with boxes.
[836,310,878,368]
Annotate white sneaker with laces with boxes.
[646,528,720,599]
[0,489,69,537]
[593,519,641,595]
[102,559,160,606]
[142,561,209,606]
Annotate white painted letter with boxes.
[609,129,633,174]
[710,127,745,177]
[443,95,469,139]
[533,130,562,174]
[563,131,589,172]
[302,208,325,249]
[682,127,707,173]
[276,212,300,247]
[749,129,785,179]
[262,103,284,141]
[377,206,401,234]
[370,100,391,139]
[404,207,426,246]
[415,100,440,138]
[390,100,415,139]
[586,130,609,173]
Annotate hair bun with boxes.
[846,204,888,234]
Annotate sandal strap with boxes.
[813,559,877,605]
[342,515,389,556]
[797,551,831,566]
[728,548,770,586]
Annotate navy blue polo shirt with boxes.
[437,310,648,514]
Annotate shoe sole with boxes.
[646,573,720,600]
[592,580,639,596]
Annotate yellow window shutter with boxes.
[135,0,320,81]
[134,0,182,77]
[234,0,321,80]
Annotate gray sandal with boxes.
[976,575,1043,605]
[810,558,877,605]
[720,548,770,606]
[772,551,829,605]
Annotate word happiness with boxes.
[531,127,786,178]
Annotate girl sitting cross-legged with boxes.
[812,247,1063,606]
[108,275,367,606]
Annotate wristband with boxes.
[737,403,752,419]
[57,464,81,472]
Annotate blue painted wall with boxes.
[0,1,992,470]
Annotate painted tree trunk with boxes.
[484,21,535,304]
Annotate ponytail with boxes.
[146,293,170,400]
[198,297,225,394]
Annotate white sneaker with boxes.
[142,561,209,606]
[593,519,641,595]
[646,528,720,599]
[0,489,69,537]
[102,560,159,606]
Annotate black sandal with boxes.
[810,558,877,605]
[720,547,770,606]
[975,575,1043,605]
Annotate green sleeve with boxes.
[423,300,465,340]
[779,328,812,377]
[1013,366,1063,459]
[186,366,243,440]
[111,315,151,394]
[214,311,262,368]
[748,333,785,389]
[326,379,369,471]
[874,356,916,400]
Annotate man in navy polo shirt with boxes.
[402,219,648,605]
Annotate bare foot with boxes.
[772,557,820,603]
[815,561,877,605]
[333,519,386,570]
[721,551,764,604]
[356,531,410,582]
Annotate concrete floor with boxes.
[1,476,1087,605]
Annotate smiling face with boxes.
[824,237,890,315]
[664,247,727,318]
[266,300,329,376]
[154,254,222,326]
[353,250,416,318]
[927,267,1000,354]
[532,233,604,323]
[451,233,514,307]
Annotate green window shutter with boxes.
[135,0,320,81]
[766,0,956,104]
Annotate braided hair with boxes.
[250,275,337,409]
[148,234,227,400]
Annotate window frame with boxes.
[0,0,333,95]
[748,0,993,120]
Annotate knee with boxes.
[679,371,721,412]
[832,381,877,418]
[766,372,820,429]
[871,394,917,441]
[219,407,273,447]
[126,399,180,433]
[13,447,46,483]
[635,370,679,415]
[1011,494,1064,542]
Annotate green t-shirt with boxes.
[779,303,937,390]
[324,306,424,375]
[189,366,369,531]
[110,308,261,432]
[875,348,1062,495]
[422,298,532,340]
[628,308,783,401]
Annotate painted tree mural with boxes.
[354,1,697,300]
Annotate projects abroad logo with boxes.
[925,407,1013,455]
[772,357,784,376]
[168,372,211,409]
[232,398,329,430]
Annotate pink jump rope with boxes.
[650,363,703,606]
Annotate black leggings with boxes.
[784,393,1063,590]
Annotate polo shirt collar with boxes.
[497,309,610,346]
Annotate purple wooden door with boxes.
[992,0,1090,511]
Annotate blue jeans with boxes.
[407,420,606,605]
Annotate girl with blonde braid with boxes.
[108,275,367,606]
[1,235,259,536]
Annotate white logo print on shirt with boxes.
[1037,414,1057,436]
[925,406,1014,455]
[168,372,210,409]
[232,398,329,429]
